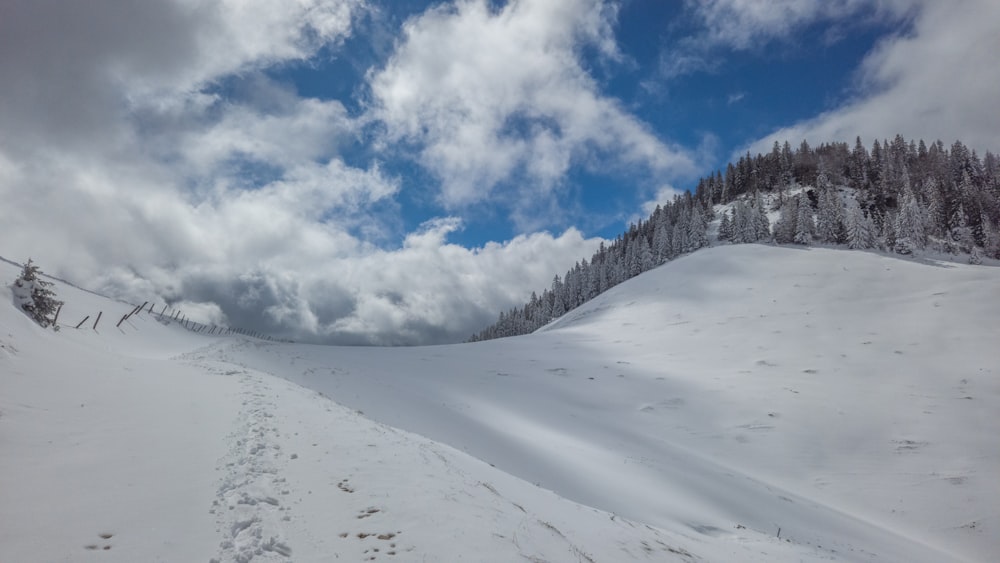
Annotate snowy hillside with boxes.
[2,246,998,562]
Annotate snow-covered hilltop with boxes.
[2,246,998,562]
[472,137,1000,342]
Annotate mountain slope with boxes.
[216,245,999,562]
[0,257,786,562]
[1,245,997,562]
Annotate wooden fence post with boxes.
[74,316,90,329]
[53,304,63,326]
[92,311,102,330]
[116,313,129,328]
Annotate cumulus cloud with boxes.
[367,0,696,214]
[0,0,617,345]
[92,215,602,345]
[743,0,1000,156]
[0,0,362,154]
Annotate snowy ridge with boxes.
[2,246,998,562]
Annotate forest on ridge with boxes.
[470,136,1000,341]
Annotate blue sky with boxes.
[256,0,901,246]
[1,0,998,344]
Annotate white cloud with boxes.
[367,0,696,212]
[663,0,915,78]
[1,133,602,345]
[0,0,365,156]
[324,221,604,344]
[743,0,1000,157]
[0,0,615,345]
[690,0,881,49]
[641,185,686,217]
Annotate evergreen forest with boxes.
[469,136,1000,341]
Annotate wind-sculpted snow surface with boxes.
[0,245,997,562]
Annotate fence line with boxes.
[60,300,290,343]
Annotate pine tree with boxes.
[11,259,63,329]
[773,195,798,244]
[638,236,655,273]
[780,141,794,188]
[718,209,732,241]
[893,190,926,254]
[653,221,670,261]
[950,205,975,253]
[549,275,566,318]
[921,177,947,237]
[793,194,815,244]
[671,222,685,256]
[686,207,709,251]
[816,187,845,243]
[753,193,771,241]
[730,201,748,243]
[845,199,875,249]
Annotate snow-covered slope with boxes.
[0,264,703,562]
[2,245,998,562]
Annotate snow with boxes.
[1,245,997,562]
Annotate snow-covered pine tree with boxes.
[550,275,566,318]
[793,194,815,244]
[653,220,670,262]
[920,177,946,238]
[982,211,1000,259]
[717,209,731,241]
[950,204,975,254]
[893,190,927,254]
[780,141,794,189]
[729,201,748,243]
[638,237,655,273]
[686,207,709,251]
[11,259,63,329]
[671,222,685,256]
[753,193,771,241]
[773,195,798,244]
[845,199,875,249]
[816,187,846,243]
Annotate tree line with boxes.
[469,136,1000,341]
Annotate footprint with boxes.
[84,533,114,551]
[357,507,380,519]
